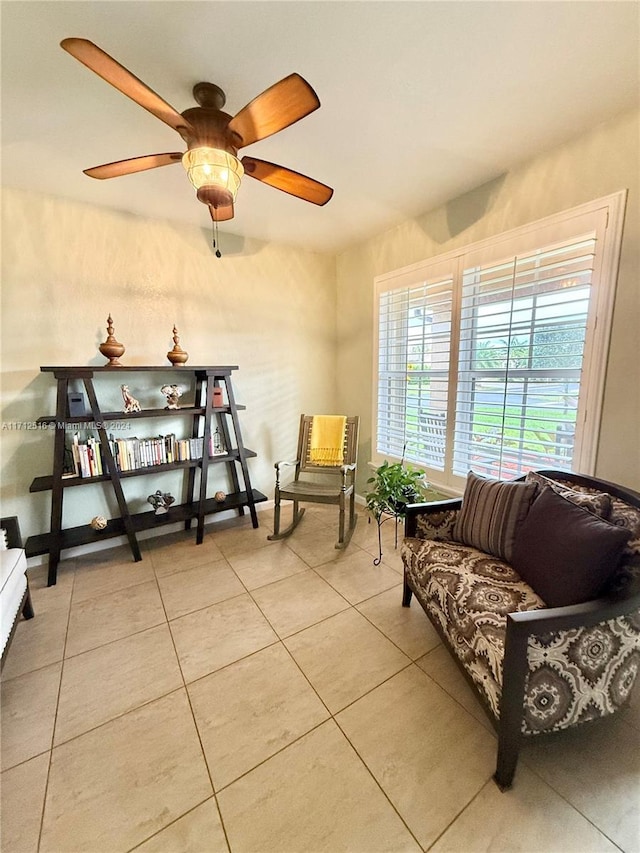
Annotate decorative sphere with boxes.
[214,491,226,503]
[90,515,108,531]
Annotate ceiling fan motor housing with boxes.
[179,104,243,207]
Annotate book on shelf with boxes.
[67,431,223,478]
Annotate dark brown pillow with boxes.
[453,471,538,563]
[511,487,630,607]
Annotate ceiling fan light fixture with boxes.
[182,147,244,207]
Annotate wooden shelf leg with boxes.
[48,377,69,585]
[225,380,259,529]
[196,376,214,545]
[83,378,141,562]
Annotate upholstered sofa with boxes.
[1,516,34,666]
[401,470,640,789]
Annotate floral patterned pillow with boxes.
[525,471,612,519]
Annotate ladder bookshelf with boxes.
[26,365,267,585]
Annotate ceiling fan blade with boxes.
[228,73,320,148]
[209,203,234,222]
[84,153,184,180]
[242,157,333,206]
[61,38,193,135]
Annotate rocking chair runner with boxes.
[268,415,360,549]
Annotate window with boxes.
[373,192,626,492]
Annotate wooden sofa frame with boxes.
[402,470,640,790]
[1,516,34,670]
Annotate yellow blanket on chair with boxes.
[310,415,347,466]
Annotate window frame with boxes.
[372,190,627,494]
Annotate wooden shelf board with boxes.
[24,490,268,557]
[40,365,239,373]
[37,405,245,424]
[29,449,257,492]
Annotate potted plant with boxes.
[365,459,429,521]
[366,459,429,565]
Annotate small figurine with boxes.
[147,490,175,515]
[90,515,108,530]
[211,426,225,455]
[161,384,182,410]
[121,385,141,413]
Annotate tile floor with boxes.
[2,505,639,853]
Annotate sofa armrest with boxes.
[0,517,22,549]
[404,498,462,539]
[507,585,640,635]
[496,582,640,787]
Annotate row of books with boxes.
[66,432,227,478]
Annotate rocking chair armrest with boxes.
[274,459,299,471]
[274,458,298,488]
[340,463,357,473]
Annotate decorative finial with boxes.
[98,314,125,367]
[167,324,189,365]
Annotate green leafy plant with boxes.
[366,460,428,520]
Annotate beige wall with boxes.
[336,108,640,495]
[1,190,337,540]
[2,107,638,551]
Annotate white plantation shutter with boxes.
[373,192,624,490]
[453,234,596,479]
[377,274,453,469]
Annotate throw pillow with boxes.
[511,486,630,607]
[453,471,538,563]
[525,470,612,519]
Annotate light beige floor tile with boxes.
[72,556,155,603]
[356,515,405,565]
[1,607,68,680]
[251,507,276,530]
[1,662,61,771]
[189,644,329,790]
[75,543,138,570]
[377,547,405,574]
[158,559,244,620]
[27,560,75,615]
[65,580,165,657]
[146,530,224,577]
[1,751,50,853]
[40,689,212,853]
[357,585,441,659]
[431,766,619,852]
[226,541,308,590]
[170,594,278,683]
[55,624,183,744]
[208,518,274,557]
[314,548,402,604]
[416,645,495,732]
[217,720,421,853]
[135,798,229,853]
[251,570,349,638]
[336,665,496,850]
[350,512,388,548]
[522,715,640,852]
[285,609,410,713]
[283,524,357,567]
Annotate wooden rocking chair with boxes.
[268,415,359,549]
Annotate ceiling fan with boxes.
[60,38,333,228]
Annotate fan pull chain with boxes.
[212,217,222,258]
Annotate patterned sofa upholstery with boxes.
[401,470,640,789]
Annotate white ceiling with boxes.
[2,1,638,253]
